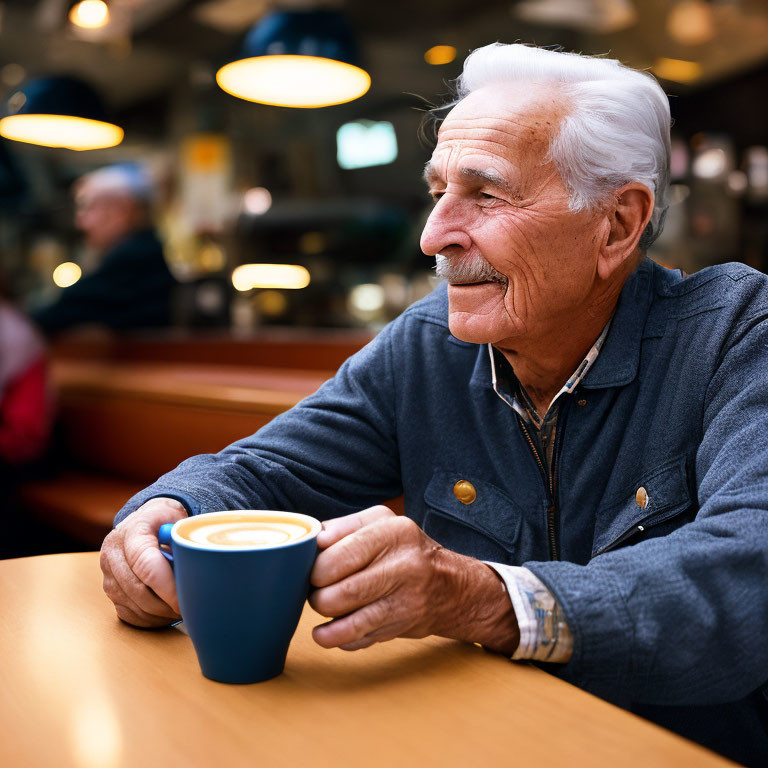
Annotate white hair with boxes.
[79,163,155,204]
[452,44,671,249]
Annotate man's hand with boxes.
[309,506,520,654]
[100,498,187,627]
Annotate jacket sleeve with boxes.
[525,313,768,707]
[114,321,402,527]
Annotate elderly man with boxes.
[100,45,768,765]
[33,163,176,336]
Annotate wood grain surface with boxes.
[0,552,736,768]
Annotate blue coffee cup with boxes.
[158,510,321,684]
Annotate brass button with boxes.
[577,399,587,407]
[636,487,648,508]
[453,480,477,505]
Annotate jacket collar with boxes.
[579,258,654,390]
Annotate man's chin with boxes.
[447,281,511,344]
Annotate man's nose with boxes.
[419,196,472,256]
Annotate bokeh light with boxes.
[243,187,272,215]
[350,283,385,313]
[53,262,82,288]
[424,46,457,66]
[232,264,310,291]
[69,0,110,30]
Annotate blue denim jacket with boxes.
[116,258,768,763]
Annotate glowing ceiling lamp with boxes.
[216,10,370,108]
[69,0,110,30]
[232,264,310,291]
[0,76,123,151]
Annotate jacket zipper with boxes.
[518,416,559,561]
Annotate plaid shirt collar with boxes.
[488,320,612,428]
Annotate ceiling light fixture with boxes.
[232,264,310,291]
[216,10,370,108]
[69,0,111,30]
[0,76,123,151]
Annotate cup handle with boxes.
[158,523,175,565]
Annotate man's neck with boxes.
[494,283,624,419]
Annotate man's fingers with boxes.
[312,601,403,649]
[311,517,398,588]
[122,502,188,613]
[103,548,180,619]
[113,600,177,629]
[338,637,377,652]
[100,498,187,621]
[316,505,395,550]
[310,562,394,618]
[108,577,179,627]
[103,563,178,627]
[124,540,180,613]
[338,621,405,651]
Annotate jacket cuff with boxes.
[113,489,203,527]
[524,559,634,698]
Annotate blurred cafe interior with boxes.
[1,0,768,557]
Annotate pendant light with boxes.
[0,76,123,151]
[216,9,370,109]
[68,0,111,30]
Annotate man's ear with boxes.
[597,183,654,280]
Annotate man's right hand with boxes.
[100,497,188,627]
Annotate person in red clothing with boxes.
[0,299,51,467]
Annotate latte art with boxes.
[187,521,309,547]
[176,512,315,550]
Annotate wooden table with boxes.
[0,553,735,768]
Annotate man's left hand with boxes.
[309,506,520,654]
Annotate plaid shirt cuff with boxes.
[485,563,574,663]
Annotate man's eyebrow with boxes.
[422,162,517,197]
[459,167,516,196]
[423,161,440,186]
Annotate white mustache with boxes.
[434,253,507,284]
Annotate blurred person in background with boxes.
[32,163,176,336]
[0,271,51,505]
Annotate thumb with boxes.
[317,505,395,549]
[124,499,188,612]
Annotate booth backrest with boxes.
[21,333,404,549]
[51,330,373,371]
[52,360,332,481]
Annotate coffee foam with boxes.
[177,513,313,549]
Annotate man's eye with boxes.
[480,193,498,201]
[430,192,445,202]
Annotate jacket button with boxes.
[636,487,648,508]
[453,480,477,505]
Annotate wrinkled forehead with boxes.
[432,83,567,168]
